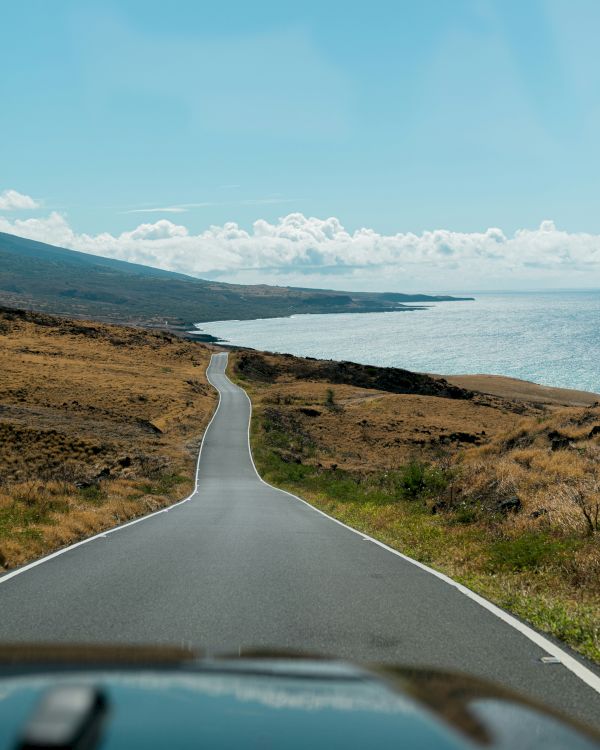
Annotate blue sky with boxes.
[2,0,600,291]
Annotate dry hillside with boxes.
[233,350,600,662]
[232,351,549,471]
[0,307,216,569]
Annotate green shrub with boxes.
[487,533,567,572]
[0,502,52,539]
[324,388,342,412]
[140,473,187,496]
[78,485,105,503]
[453,505,478,524]
[396,461,449,501]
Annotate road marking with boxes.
[3,351,599,698]
[221,356,600,697]
[0,354,224,586]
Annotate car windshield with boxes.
[0,1,599,744]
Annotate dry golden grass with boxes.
[460,408,600,530]
[0,308,216,569]
[242,379,531,471]
[233,351,600,661]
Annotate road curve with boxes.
[1,352,599,726]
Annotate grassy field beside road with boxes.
[0,307,216,570]
[232,350,600,664]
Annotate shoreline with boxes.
[193,290,600,398]
[218,341,600,408]
[436,373,600,407]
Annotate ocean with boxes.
[197,290,600,394]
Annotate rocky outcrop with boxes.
[235,351,473,401]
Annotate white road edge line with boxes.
[0,353,223,586]
[2,351,599,697]
[222,355,600,697]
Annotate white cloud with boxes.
[125,220,188,241]
[0,189,40,211]
[1,208,600,291]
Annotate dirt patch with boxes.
[441,373,599,407]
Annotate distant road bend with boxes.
[1,352,599,726]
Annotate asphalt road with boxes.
[1,352,599,727]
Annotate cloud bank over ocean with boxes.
[1,189,599,291]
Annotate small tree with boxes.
[325,388,337,410]
[560,478,600,535]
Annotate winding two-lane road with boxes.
[1,352,599,726]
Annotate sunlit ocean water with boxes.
[197,291,600,393]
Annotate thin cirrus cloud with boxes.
[1,189,600,290]
[122,198,299,215]
[122,206,190,214]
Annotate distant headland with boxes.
[0,231,473,330]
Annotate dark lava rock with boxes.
[589,425,600,438]
[76,466,110,489]
[235,352,279,381]
[273,449,302,465]
[548,430,571,451]
[235,351,473,401]
[447,431,480,444]
[530,507,548,519]
[499,496,522,514]
[136,418,163,435]
[504,432,535,451]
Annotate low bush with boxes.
[78,484,106,504]
[486,532,571,572]
[395,460,449,501]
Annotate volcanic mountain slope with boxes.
[0,231,472,328]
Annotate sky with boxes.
[2,0,600,292]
